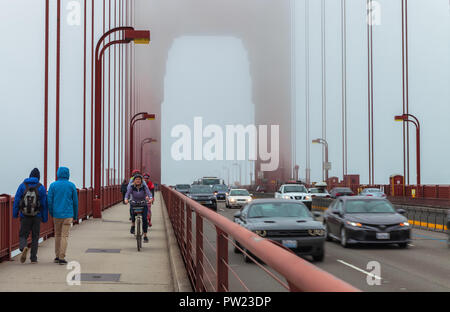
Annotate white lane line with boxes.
[337,259,382,280]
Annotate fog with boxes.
[0,0,449,195]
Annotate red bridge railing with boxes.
[161,185,359,292]
[0,186,122,262]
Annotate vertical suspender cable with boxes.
[405,0,410,185]
[366,0,372,185]
[341,0,348,181]
[56,0,61,178]
[108,0,111,186]
[321,0,327,183]
[90,0,95,187]
[44,0,49,188]
[83,0,87,188]
[305,0,310,185]
[102,0,105,189]
[290,0,296,180]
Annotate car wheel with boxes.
[398,242,408,249]
[312,252,325,262]
[234,241,242,254]
[325,223,332,242]
[243,249,252,263]
[340,227,348,248]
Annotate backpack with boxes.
[19,183,41,217]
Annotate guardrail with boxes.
[161,185,359,292]
[0,185,122,262]
[312,198,449,233]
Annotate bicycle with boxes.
[130,200,147,251]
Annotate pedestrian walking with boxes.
[13,168,48,264]
[47,167,78,265]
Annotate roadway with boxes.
[201,202,450,292]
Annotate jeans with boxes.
[19,216,41,262]
[131,207,149,233]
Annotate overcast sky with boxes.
[0,0,449,194]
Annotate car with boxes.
[233,199,325,262]
[275,184,312,210]
[308,187,331,199]
[447,211,450,248]
[226,189,253,208]
[323,196,411,248]
[175,184,191,196]
[329,187,354,199]
[359,188,387,198]
[188,185,217,211]
[212,184,229,201]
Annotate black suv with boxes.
[189,185,217,211]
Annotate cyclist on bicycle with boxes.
[124,174,152,243]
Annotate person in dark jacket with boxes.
[13,168,48,264]
[48,167,78,265]
[121,179,128,204]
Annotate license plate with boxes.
[376,233,390,240]
[282,240,298,248]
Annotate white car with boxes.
[226,189,253,208]
[275,184,312,210]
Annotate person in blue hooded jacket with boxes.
[47,167,78,265]
[13,168,48,264]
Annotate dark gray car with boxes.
[233,199,326,262]
[175,184,191,195]
[189,185,217,211]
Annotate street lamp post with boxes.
[312,138,329,182]
[233,163,242,186]
[140,138,157,172]
[130,112,156,171]
[395,114,421,186]
[93,27,150,218]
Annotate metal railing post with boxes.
[216,227,229,292]
[195,213,204,292]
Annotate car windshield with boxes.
[248,203,312,219]
[230,190,250,196]
[213,185,228,191]
[363,189,382,193]
[345,200,396,213]
[190,186,213,194]
[176,185,190,190]
[310,188,328,194]
[202,178,221,185]
[284,185,307,193]
[334,188,352,193]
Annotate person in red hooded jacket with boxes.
[143,173,155,227]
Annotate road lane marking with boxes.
[337,259,382,280]
[412,233,448,243]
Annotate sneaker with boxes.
[31,260,38,264]
[54,257,60,263]
[143,236,149,243]
[58,259,68,265]
[20,247,28,264]
[130,226,135,234]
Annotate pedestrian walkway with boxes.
[0,193,175,292]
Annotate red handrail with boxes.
[161,185,359,292]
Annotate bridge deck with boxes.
[0,194,175,292]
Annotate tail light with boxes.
[311,195,316,198]
[336,193,342,197]
[326,195,331,198]
[367,194,373,197]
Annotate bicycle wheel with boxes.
[136,217,142,251]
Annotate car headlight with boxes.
[226,193,229,196]
[305,195,312,200]
[247,197,252,202]
[230,198,236,202]
[346,221,362,227]
[283,195,291,199]
[308,229,325,236]
[254,230,267,237]
[400,222,410,227]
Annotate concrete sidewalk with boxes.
[0,193,180,292]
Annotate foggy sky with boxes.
[0,0,449,195]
